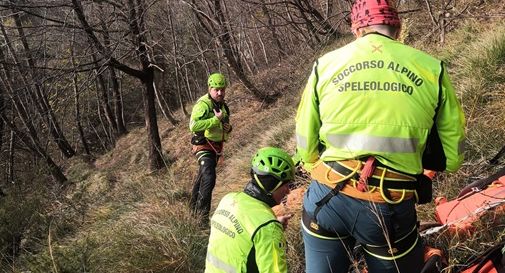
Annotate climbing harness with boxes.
[309,158,417,204]
[303,157,420,259]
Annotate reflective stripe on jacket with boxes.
[205,192,288,273]
[189,94,230,142]
[296,33,465,174]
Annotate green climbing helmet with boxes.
[208,73,227,88]
[251,147,295,182]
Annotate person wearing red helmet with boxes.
[296,0,465,272]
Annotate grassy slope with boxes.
[10,19,505,273]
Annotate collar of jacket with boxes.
[362,31,395,40]
[243,181,277,207]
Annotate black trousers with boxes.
[189,151,218,221]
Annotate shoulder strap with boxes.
[224,102,230,116]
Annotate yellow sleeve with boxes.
[295,61,322,172]
[253,222,288,273]
[436,64,465,172]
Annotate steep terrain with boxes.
[4,16,505,273]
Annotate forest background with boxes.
[0,0,504,272]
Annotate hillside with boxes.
[2,13,505,273]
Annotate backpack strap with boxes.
[223,102,230,116]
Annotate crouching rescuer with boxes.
[295,0,466,272]
[205,147,295,273]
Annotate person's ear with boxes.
[354,28,365,38]
[353,28,360,38]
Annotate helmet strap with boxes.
[253,173,268,193]
[270,180,284,193]
[253,173,283,195]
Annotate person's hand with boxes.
[277,214,293,230]
[213,109,223,120]
[222,123,232,133]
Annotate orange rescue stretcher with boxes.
[434,175,505,233]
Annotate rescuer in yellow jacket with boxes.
[296,0,465,272]
[189,73,232,225]
[205,147,295,273]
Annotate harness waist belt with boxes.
[310,160,416,203]
[192,140,224,155]
[327,160,417,190]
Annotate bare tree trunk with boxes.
[191,63,203,99]
[87,115,107,151]
[242,26,258,73]
[153,80,178,125]
[97,8,128,136]
[94,80,114,147]
[0,86,5,193]
[189,25,211,73]
[292,0,340,40]
[187,0,270,101]
[0,42,66,183]
[259,0,285,59]
[6,14,76,158]
[8,130,14,185]
[183,63,195,102]
[71,31,90,155]
[0,96,67,183]
[129,0,165,170]
[142,70,165,170]
[0,79,3,151]
[154,84,170,119]
[216,0,271,100]
[175,64,189,117]
[91,53,118,139]
[73,0,165,170]
[73,77,90,155]
[284,3,315,50]
[109,67,127,135]
[252,17,269,65]
[168,6,189,117]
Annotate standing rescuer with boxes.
[189,73,232,225]
[295,0,465,272]
[205,147,294,273]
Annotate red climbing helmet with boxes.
[351,0,401,32]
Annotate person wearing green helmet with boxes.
[205,147,295,273]
[189,72,232,225]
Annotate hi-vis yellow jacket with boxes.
[296,33,465,175]
[205,192,288,273]
[189,94,230,142]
